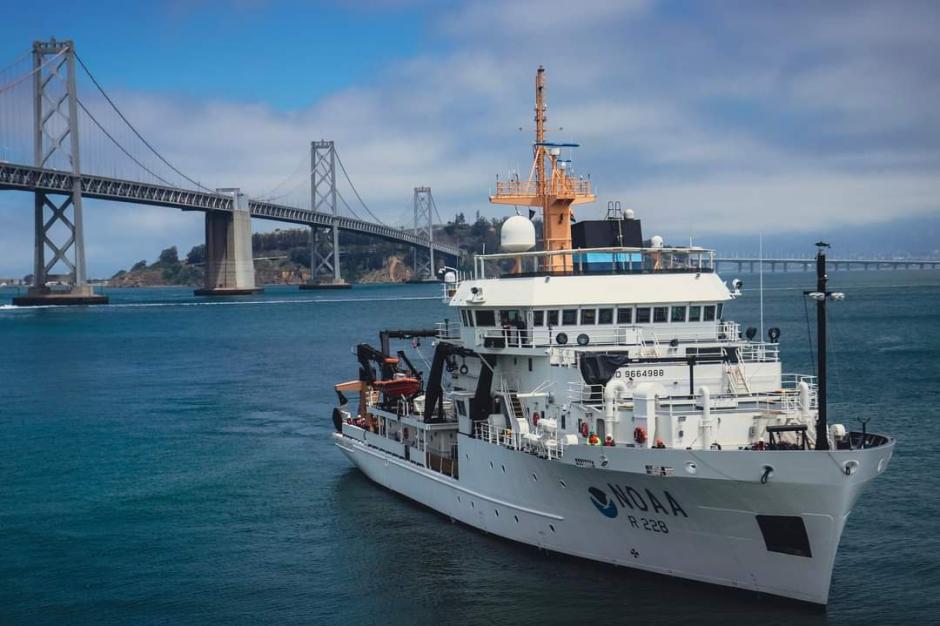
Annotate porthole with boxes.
[457,495,462,503]
[531,473,538,481]
[494,509,500,517]
[465,453,470,460]
[501,465,506,473]
[559,480,567,488]
[489,461,494,469]
[549,524,556,533]
[513,515,519,523]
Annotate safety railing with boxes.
[474,420,569,459]
[738,342,780,363]
[474,245,716,279]
[470,321,774,356]
[436,320,462,341]
[492,177,593,199]
[567,381,605,405]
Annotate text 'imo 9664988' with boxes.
[329,67,894,605]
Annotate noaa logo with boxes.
[588,486,618,518]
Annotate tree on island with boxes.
[158,246,179,266]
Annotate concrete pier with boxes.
[13,283,108,306]
[194,189,262,296]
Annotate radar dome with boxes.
[650,235,664,249]
[500,215,536,252]
[625,209,635,219]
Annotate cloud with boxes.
[2,0,939,276]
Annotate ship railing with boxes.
[492,178,593,199]
[739,341,780,363]
[567,381,605,405]
[474,420,568,459]
[441,268,465,303]
[474,245,716,279]
[473,321,751,352]
[474,421,518,449]
[362,389,380,409]
[436,319,462,341]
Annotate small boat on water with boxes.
[328,67,894,605]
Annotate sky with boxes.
[1,0,939,277]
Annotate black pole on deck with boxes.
[814,242,830,451]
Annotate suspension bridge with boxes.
[0,39,461,305]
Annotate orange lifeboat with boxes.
[372,377,421,398]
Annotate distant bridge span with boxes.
[0,163,461,257]
[715,256,940,272]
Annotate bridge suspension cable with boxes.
[430,192,445,227]
[255,152,308,201]
[74,52,213,192]
[0,49,31,76]
[76,99,177,187]
[335,150,386,225]
[0,48,66,94]
[336,188,363,221]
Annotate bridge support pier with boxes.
[194,189,261,296]
[301,140,349,290]
[13,39,107,306]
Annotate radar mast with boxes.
[490,66,596,270]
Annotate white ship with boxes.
[330,68,894,605]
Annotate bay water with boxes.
[1,271,938,624]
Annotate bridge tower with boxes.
[412,186,435,281]
[301,140,349,289]
[13,39,107,305]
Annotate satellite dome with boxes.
[501,215,536,252]
[650,235,664,249]
[625,209,635,219]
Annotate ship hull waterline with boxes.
[333,430,894,605]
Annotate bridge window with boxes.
[562,309,578,325]
[533,310,545,326]
[717,303,724,319]
[598,308,613,324]
[617,307,633,324]
[671,306,687,322]
[547,310,559,326]
[703,305,716,322]
[500,310,523,326]
[580,309,596,325]
[476,310,496,326]
[653,306,668,323]
[688,305,702,322]
[636,307,651,323]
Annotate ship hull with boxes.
[334,430,893,604]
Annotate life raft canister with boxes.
[580,422,589,438]
[634,426,647,444]
[588,432,600,446]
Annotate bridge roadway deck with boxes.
[0,163,461,257]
